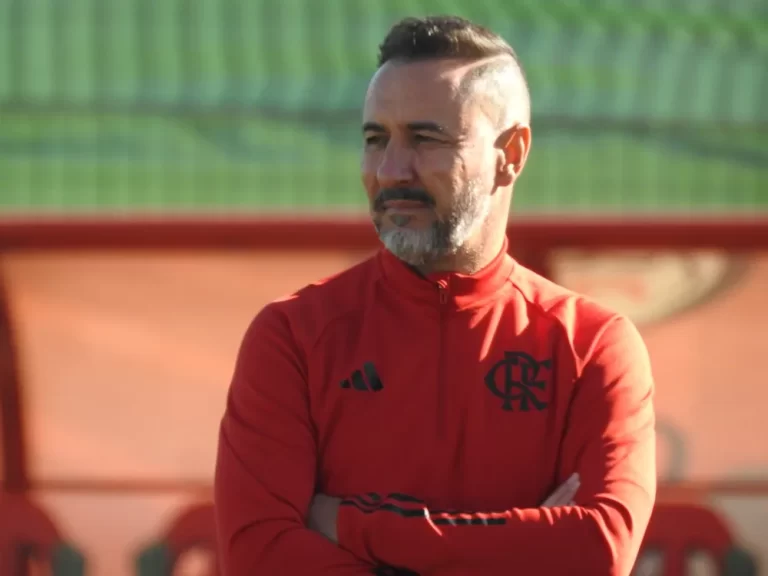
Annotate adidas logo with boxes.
[339,362,383,392]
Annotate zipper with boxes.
[436,280,449,436]
[438,283,449,305]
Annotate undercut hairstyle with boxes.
[377,16,531,124]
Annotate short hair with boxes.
[378,15,516,65]
[377,16,531,124]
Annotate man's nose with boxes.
[376,143,415,188]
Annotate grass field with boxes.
[1,111,766,214]
[0,0,766,214]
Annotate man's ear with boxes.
[495,124,531,187]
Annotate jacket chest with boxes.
[309,314,575,509]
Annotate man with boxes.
[214,15,656,576]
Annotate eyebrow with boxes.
[362,121,448,134]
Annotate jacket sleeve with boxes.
[336,315,656,576]
[214,303,375,576]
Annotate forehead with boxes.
[363,59,478,130]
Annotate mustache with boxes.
[373,188,435,212]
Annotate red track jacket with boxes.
[214,241,656,575]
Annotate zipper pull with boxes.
[437,280,449,304]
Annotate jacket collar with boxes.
[377,237,515,310]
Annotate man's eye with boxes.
[364,135,385,146]
[413,134,437,143]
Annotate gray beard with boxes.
[379,225,444,268]
[376,183,491,268]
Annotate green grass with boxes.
[1,111,765,214]
[0,0,766,214]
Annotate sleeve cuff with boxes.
[337,494,435,570]
[337,498,375,564]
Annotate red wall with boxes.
[1,217,767,574]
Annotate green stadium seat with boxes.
[0,492,86,576]
[135,501,218,576]
[723,546,759,576]
[636,502,758,576]
[136,542,172,576]
[51,543,88,576]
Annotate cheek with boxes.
[413,149,463,193]
[360,154,379,199]
[416,148,463,174]
[456,147,497,192]
[419,151,487,212]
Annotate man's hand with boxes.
[541,472,580,507]
[308,494,342,543]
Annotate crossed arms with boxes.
[213,306,656,576]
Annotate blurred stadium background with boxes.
[0,1,766,574]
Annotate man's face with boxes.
[361,59,500,268]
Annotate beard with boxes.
[373,180,491,268]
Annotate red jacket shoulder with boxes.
[252,253,380,352]
[509,264,645,375]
